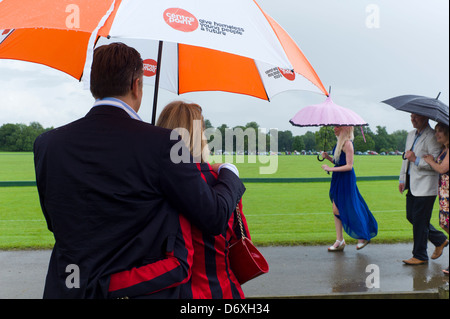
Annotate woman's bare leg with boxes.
[333,202,344,242]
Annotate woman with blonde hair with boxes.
[321,126,378,251]
[157,100,250,298]
[156,101,210,163]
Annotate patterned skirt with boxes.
[439,173,449,230]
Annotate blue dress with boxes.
[329,145,378,240]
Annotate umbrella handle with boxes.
[317,152,330,174]
[402,152,407,160]
[317,154,330,175]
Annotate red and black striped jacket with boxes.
[180,162,250,299]
[108,162,250,299]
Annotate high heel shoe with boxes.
[328,239,345,252]
[356,240,370,250]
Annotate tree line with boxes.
[0,122,53,152]
[0,121,407,153]
[205,120,407,154]
[289,125,408,154]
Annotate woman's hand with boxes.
[422,154,434,164]
[321,152,332,162]
[210,163,222,174]
[321,164,332,172]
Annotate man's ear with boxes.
[131,77,141,97]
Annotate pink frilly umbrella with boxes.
[289,96,368,127]
[289,95,368,164]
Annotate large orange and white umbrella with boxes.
[0,0,328,123]
[0,0,116,80]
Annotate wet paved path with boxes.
[242,243,448,298]
[1,243,448,299]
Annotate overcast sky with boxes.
[0,0,448,135]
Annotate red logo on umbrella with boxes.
[278,68,295,81]
[164,8,198,32]
[143,59,157,77]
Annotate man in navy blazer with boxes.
[34,43,245,298]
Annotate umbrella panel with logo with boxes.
[0,0,328,123]
[81,37,326,123]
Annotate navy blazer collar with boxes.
[86,98,143,121]
[85,104,137,119]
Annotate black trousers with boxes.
[406,191,447,260]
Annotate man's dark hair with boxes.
[90,42,143,99]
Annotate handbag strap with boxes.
[235,204,246,239]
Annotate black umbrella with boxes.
[382,92,449,124]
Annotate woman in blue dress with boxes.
[321,126,378,251]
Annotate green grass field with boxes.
[0,152,442,249]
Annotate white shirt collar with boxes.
[93,97,142,121]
